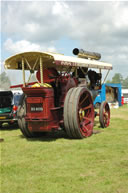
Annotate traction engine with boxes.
[4,48,112,139]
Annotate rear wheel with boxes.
[99,101,110,128]
[17,94,34,138]
[64,87,94,139]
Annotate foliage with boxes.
[1,105,128,193]
[106,73,128,87]
[111,73,123,84]
[0,72,11,89]
[106,79,111,84]
[123,76,128,87]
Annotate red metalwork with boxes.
[121,96,124,105]
[36,68,59,83]
[22,87,61,132]
[99,101,110,128]
[16,67,110,138]
[64,87,94,138]
[5,49,112,139]
[10,82,37,89]
[19,73,78,135]
[13,105,18,111]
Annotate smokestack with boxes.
[73,48,101,60]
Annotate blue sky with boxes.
[1,0,128,84]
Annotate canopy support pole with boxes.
[75,67,78,78]
[40,57,43,84]
[99,68,102,85]
[103,70,110,84]
[22,58,25,87]
[33,57,39,70]
[25,58,32,70]
[26,57,39,84]
[27,73,32,84]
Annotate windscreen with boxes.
[0,91,13,108]
[13,94,22,106]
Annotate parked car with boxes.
[0,90,22,127]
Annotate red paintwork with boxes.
[10,82,37,88]
[59,76,77,106]
[78,89,94,137]
[103,102,110,127]
[13,105,18,111]
[121,96,124,105]
[36,68,59,83]
[22,73,77,133]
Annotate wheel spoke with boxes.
[104,112,108,119]
[83,116,92,122]
[103,112,109,125]
[83,126,88,133]
[86,120,91,125]
[103,112,107,116]
[82,104,93,111]
[79,94,88,106]
[105,115,108,122]
[81,119,90,126]
[81,123,88,133]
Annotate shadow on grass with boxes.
[0,123,19,131]
[19,127,103,142]
[94,120,103,129]
[19,130,69,142]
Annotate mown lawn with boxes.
[0,105,128,193]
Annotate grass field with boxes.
[0,105,128,193]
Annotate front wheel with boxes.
[99,101,110,128]
[64,87,95,139]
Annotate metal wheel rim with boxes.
[102,102,110,127]
[77,89,94,137]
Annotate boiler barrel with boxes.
[73,48,101,60]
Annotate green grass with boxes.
[0,105,128,193]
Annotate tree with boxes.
[122,76,128,88]
[106,79,112,84]
[111,73,123,84]
[0,72,11,89]
[106,73,128,88]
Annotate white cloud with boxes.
[1,1,74,43]
[4,38,56,54]
[52,1,72,19]
[4,39,40,53]
[0,60,5,74]
[0,61,2,73]
[2,1,128,47]
[1,1,128,78]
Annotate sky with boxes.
[1,0,128,84]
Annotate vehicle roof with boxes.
[4,51,112,71]
[0,90,13,96]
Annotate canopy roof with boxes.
[4,51,112,71]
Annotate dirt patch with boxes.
[0,138,4,142]
[93,130,103,134]
[111,114,128,121]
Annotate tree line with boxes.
[0,71,36,90]
[0,72,11,90]
[106,73,128,88]
[0,71,128,90]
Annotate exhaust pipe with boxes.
[73,48,101,60]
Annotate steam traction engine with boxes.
[4,49,112,139]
